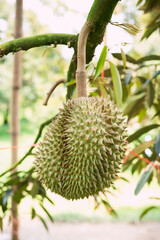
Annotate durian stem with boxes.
[76,22,91,98]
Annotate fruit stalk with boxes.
[76,22,91,97]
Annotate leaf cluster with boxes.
[137,0,160,39]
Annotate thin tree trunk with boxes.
[11,1,23,240]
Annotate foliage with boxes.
[137,0,160,40]
[0,169,54,231]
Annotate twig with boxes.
[43,79,65,106]
[0,117,54,178]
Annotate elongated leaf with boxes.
[137,55,160,64]
[40,204,54,222]
[99,84,108,98]
[30,182,39,198]
[2,189,12,212]
[126,140,155,163]
[72,86,77,98]
[145,70,160,85]
[119,177,129,182]
[155,132,160,157]
[109,61,122,106]
[149,197,160,200]
[45,195,55,206]
[152,110,160,120]
[112,53,136,64]
[141,22,160,40]
[135,165,153,195]
[123,93,145,117]
[138,108,147,122]
[65,79,76,87]
[131,159,142,175]
[140,206,158,220]
[128,124,160,143]
[101,200,118,218]
[147,82,155,107]
[89,92,99,97]
[124,71,133,85]
[94,46,107,80]
[0,217,3,231]
[136,0,143,6]
[37,214,49,231]
[121,48,126,68]
[31,208,36,219]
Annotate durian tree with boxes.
[0,0,160,231]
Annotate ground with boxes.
[1,220,160,240]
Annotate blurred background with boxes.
[0,0,160,239]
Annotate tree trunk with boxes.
[10,1,23,240]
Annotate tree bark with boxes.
[0,33,77,57]
[11,1,23,240]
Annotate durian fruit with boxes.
[35,97,127,200]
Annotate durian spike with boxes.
[76,21,91,98]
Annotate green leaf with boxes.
[0,217,3,231]
[149,197,160,201]
[65,79,76,87]
[146,82,155,107]
[119,177,129,182]
[44,195,55,206]
[89,92,99,97]
[121,48,126,69]
[137,55,160,64]
[136,0,143,6]
[40,204,54,222]
[126,140,155,163]
[141,22,160,40]
[138,108,146,122]
[152,110,160,120]
[94,46,107,80]
[99,84,108,98]
[109,61,122,106]
[30,182,39,198]
[101,200,118,218]
[127,124,160,143]
[131,159,142,175]
[31,208,36,219]
[112,53,136,64]
[123,93,145,117]
[139,206,158,220]
[2,189,12,212]
[135,165,153,195]
[37,214,49,231]
[145,70,160,85]
[124,71,133,85]
[155,132,160,157]
[72,86,77,99]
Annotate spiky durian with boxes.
[34,97,127,200]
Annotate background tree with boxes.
[11,1,23,240]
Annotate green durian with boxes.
[34,97,127,200]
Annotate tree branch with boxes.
[0,33,77,57]
[43,79,65,106]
